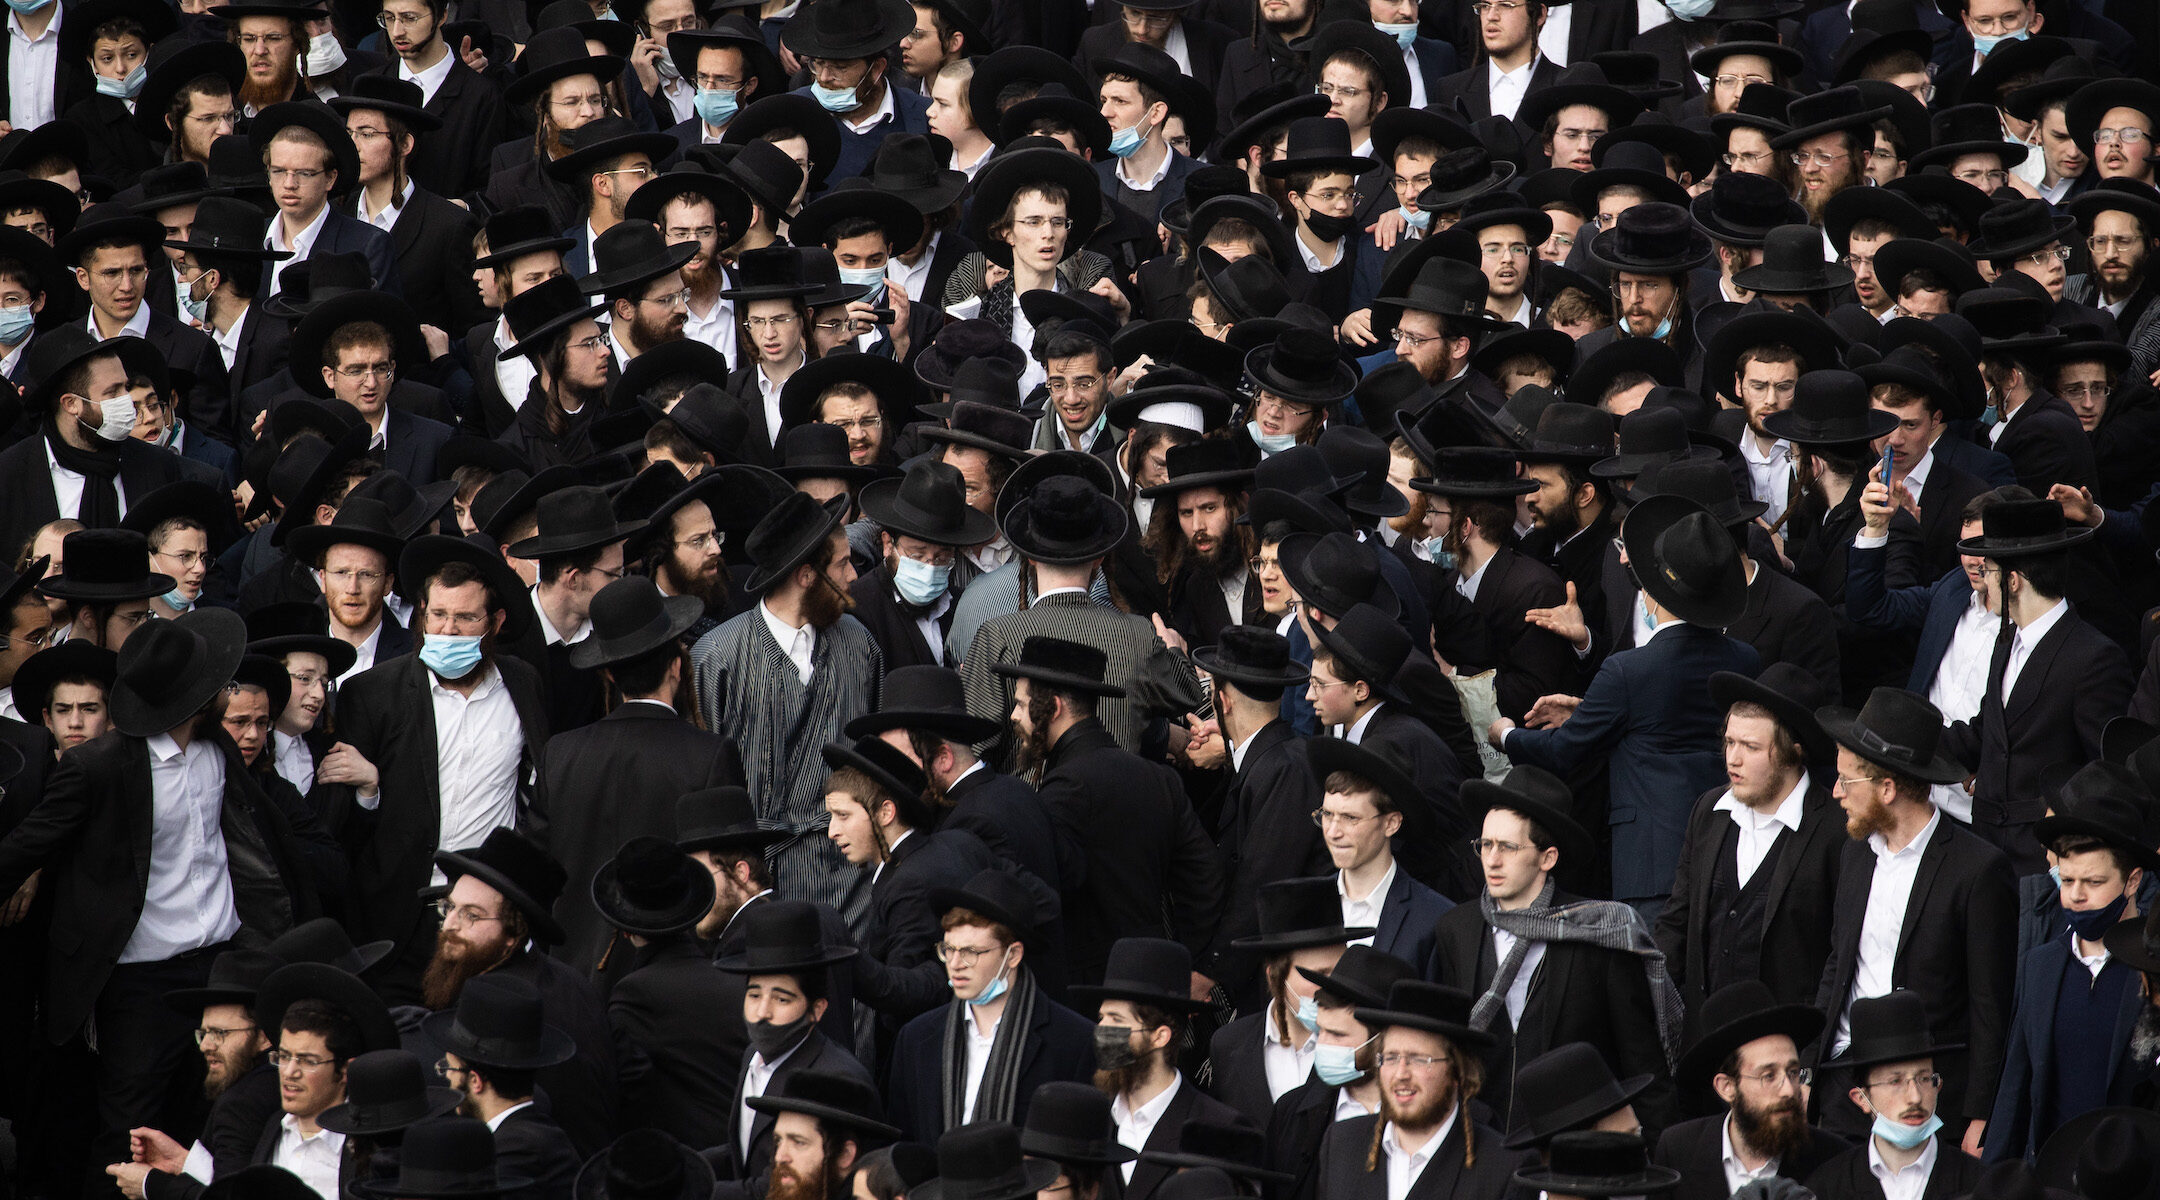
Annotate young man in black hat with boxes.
[504,484,648,732]
[747,1071,902,1200]
[1813,686,2017,1151]
[252,104,401,300]
[1138,441,1258,647]
[1805,990,1978,1200]
[1304,736,1453,971]
[1260,946,1415,1200]
[997,636,1221,986]
[357,0,505,199]
[283,497,415,681]
[1956,288,2100,495]
[422,974,580,1200]
[1652,980,1843,1200]
[1204,876,1370,1127]
[691,490,883,929]
[33,528,172,652]
[165,196,294,411]
[60,212,235,443]
[329,75,485,336]
[464,206,572,437]
[478,29,621,231]
[850,459,988,671]
[886,869,1097,1142]
[780,0,930,187]
[1500,1041,1654,1165]
[1089,44,1195,228]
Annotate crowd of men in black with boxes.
[11,0,2160,1198]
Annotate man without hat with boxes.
[1812,686,2017,1150]
[1807,990,1980,1200]
[1652,980,1845,1199]
[541,573,745,973]
[1652,666,1847,1017]
[1312,980,1523,1200]
[425,974,580,1200]
[691,490,884,931]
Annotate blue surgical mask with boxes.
[963,948,1013,1006]
[179,279,208,325]
[2049,866,2064,889]
[695,86,739,128]
[811,81,860,113]
[1108,120,1148,159]
[1399,206,1431,232]
[1247,420,1298,454]
[96,64,147,100]
[892,555,951,606]
[0,303,33,347]
[1315,1042,1366,1086]
[418,633,485,680]
[3,0,53,14]
[160,586,194,610]
[1415,535,1455,570]
[1294,993,1320,1033]
[1665,0,1715,18]
[1374,20,1418,47]
[1871,1112,1942,1151]
[1972,28,2029,56]
[838,265,887,307]
[2065,889,2132,941]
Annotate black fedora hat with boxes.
[1371,256,1501,338]
[1463,765,1591,860]
[719,95,841,195]
[966,147,1102,271]
[621,161,755,255]
[1277,531,1399,620]
[573,1129,719,1200]
[1675,979,1825,1087]
[664,15,785,101]
[716,245,818,307]
[845,664,1002,744]
[1318,425,1408,519]
[1967,197,2078,262]
[2035,1109,2160,1198]
[347,471,457,542]
[1620,494,1747,628]
[497,275,607,362]
[1212,86,1332,166]
[992,634,1127,699]
[740,490,849,594]
[254,962,401,1056]
[474,205,577,269]
[1710,81,1798,142]
[545,115,680,188]
[1758,369,1898,446]
[1138,438,1256,501]
[2065,78,2160,156]
[1839,988,1963,1073]
[507,484,647,560]
[1628,456,1767,528]
[129,162,219,219]
[778,350,925,432]
[821,735,935,828]
[1103,367,1238,434]
[287,291,428,403]
[1296,944,1416,1010]
[317,1050,463,1137]
[1732,224,1855,294]
[926,868,1046,946]
[773,422,878,485]
[1770,84,1892,150]
[592,836,718,938]
[714,897,858,973]
[1303,736,1420,833]
[165,947,283,1015]
[1871,236,1987,302]
[859,459,998,548]
[472,467,578,546]
[1353,978,1494,1048]
[247,102,361,195]
[1701,309,1846,408]
[746,1070,900,1138]
[1021,1081,1135,1166]
[1194,625,1309,694]
[1261,115,1379,180]
[354,1116,531,1199]
[1572,140,1690,214]
[1413,145,1516,213]
[1686,17,1801,78]
[854,132,968,215]
[326,73,442,133]
[504,25,624,106]
[781,0,913,60]
[1709,663,1833,766]
[1229,875,1373,952]
[2032,760,2160,872]
[1956,287,2067,356]
[1502,1042,1658,1151]
[108,606,243,736]
[230,653,291,724]
[135,39,244,143]
[675,786,789,854]
[1195,246,1292,325]
[1829,0,1931,85]
[1591,406,1714,479]
[1908,103,2030,172]
[1309,602,1411,701]
[1954,497,2093,560]
[2105,904,2160,976]
[1413,447,1541,500]
[918,395,1036,462]
[285,496,407,570]
[917,319,1028,395]
[1815,686,1968,784]
[576,220,700,299]
[566,576,702,671]
[118,477,240,558]
[1070,936,1208,1012]
[2067,178,2160,242]
[1514,1133,1681,1198]
[2003,52,2102,124]
[1516,63,1642,133]
[1002,474,1128,568]
[1139,1121,1291,1184]
[434,827,570,945]
[1516,402,1618,469]
[1590,201,1713,275]
[269,916,393,976]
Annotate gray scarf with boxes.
[1468,879,1685,1070]
[941,961,1039,1129]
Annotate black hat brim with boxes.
[1674,1003,1827,1088]
[315,1086,464,1136]
[1619,494,1748,628]
[254,963,401,1056]
[109,607,245,736]
[1814,705,1969,784]
[740,493,850,595]
[432,849,569,946]
[588,854,719,938]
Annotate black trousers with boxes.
[89,945,224,1177]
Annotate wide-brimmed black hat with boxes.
[740,490,849,594]
[1967,197,2078,262]
[1709,663,1832,765]
[917,395,1035,463]
[1002,474,1128,568]
[1277,529,1399,621]
[1139,1121,1290,1184]
[852,132,968,215]
[1260,115,1378,180]
[284,497,407,572]
[354,1117,531,1199]
[674,786,788,855]
[1955,497,2094,560]
[1629,454,1765,529]
[1907,103,2030,174]
[1591,201,1713,275]
[1837,988,1964,1078]
[917,319,1029,395]
[254,962,401,1056]
[1069,936,1208,1012]
[247,102,361,194]
[350,471,456,544]
[1512,402,1616,469]
[1308,603,1411,704]
[576,221,700,300]
[1292,945,1414,1013]
[566,576,702,671]
[859,459,998,548]
[773,423,877,486]
[778,351,925,432]
[106,606,242,736]
[165,947,283,1015]
[1371,256,1502,338]
[781,0,913,59]
[845,664,1001,744]
[1353,979,1493,1048]
[230,654,291,729]
[1675,979,1825,1088]
[1313,424,1405,519]
[1573,140,1690,214]
[621,162,755,257]
[2034,1109,2160,1198]
[472,464,577,544]
[129,162,219,223]
[2104,905,2160,975]
[270,917,394,976]
[1757,369,1898,446]
[992,634,1127,699]
[1515,1133,1681,1198]
[1193,625,1309,695]
[1870,237,1987,306]
[317,1051,464,1137]
[746,1070,900,1139]
[286,291,429,402]
[1590,406,1714,480]
[1021,1082,1136,1166]
[1137,438,1255,503]
[2067,179,2160,242]
[1700,309,1845,411]
[1516,63,1642,132]
[325,72,441,135]
[1463,765,1591,861]
[926,868,1046,947]
[1104,367,1237,434]
[135,39,245,142]
[573,1129,717,1200]
[592,836,718,938]
[1829,0,1931,84]
[822,735,935,828]
[1732,224,1855,294]
[1408,447,1538,502]
[1503,1043,1658,1151]
[1621,494,1747,628]
[1303,736,1419,831]
[714,897,858,973]
[1686,17,1801,78]
[1710,81,1798,141]
[1193,246,1291,326]
[665,15,785,101]
[474,206,577,269]
[967,148,1102,271]
[1770,85,1893,149]
[1229,875,1373,952]
[788,187,932,265]
[2064,78,2160,156]
[546,115,679,188]
[2000,50,2100,124]
[435,827,570,945]
[504,26,624,107]
[1816,686,1968,784]
[719,94,840,195]
[498,275,606,362]
[1212,86,1332,166]
[245,602,358,679]
[507,485,647,561]
[1956,287,2067,356]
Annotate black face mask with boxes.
[1093,1025,1141,1070]
[747,1012,814,1059]
[1304,211,1353,243]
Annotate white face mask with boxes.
[304,30,348,76]
[92,394,137,442]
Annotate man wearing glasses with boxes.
[1769,86,1886,225]
[253,106,402,302]
[1809,991,1978,1199]
[1651,980,1844,1197]
[363,0,506,197]
[2067,78,2159,187]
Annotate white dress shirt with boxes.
[1115,145,1176,194]
[1712,770,1809,887]
[122,732,243,964]
[87,298,154,341]
[759,599,816,684]
[532,587,592,646]
[425,663,524,875]
[1720,1112,1782,1196]
[210,307,249,371]
[1869,1130,1938,1200]
[1488,56,1537,121]
[738,1036,804,1158]
[1536,5,1571,63]
[1382,1108,1457,1200]
[1739,433,1793,526]
[888,232,941,302]
[2000,597,2067,698]
[1112,1073,1183,1180]
[1489,925,1546,1028]
[1402,44,1428,108]
[266,206,333,296]
[400,42,456,103]
[841,83,897,135]
[273,1117,345,1200]
[1834,807,1942,1053]
[1161,20,1192,73]
[355,179,415,232]
[1340,860,1396,945]
[495,315,540,408]
[7,5,60,131]
[273,730,316,794]
[1260,1001,1317,1100]
[754,355,800,443]
[1218,567,1249,624]
[961,1006,1000,1121]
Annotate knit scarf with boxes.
[941,963,1039,1130]
[1468,879,1686,1070]
[44,417,123,528]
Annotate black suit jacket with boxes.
[0,429,188,555]
[1103,1081,1253,1200]
[1653,781,1846,1016]
[883,986,1097,1143]
[1723,558,1843,703]
[1205,1010,1284,1129]
[1913,459,1990,581]
[1810,818,2017,1124]
[1198,719,1327,993]
[1355,705,1470,901]
[386,185,486,334]
[1076,18,1234,86]
[1434,56,1563,122]
[1653,1114,1849,1200]
[361,57,504,199]
[259,209,404,300]
[492,1105,580,1200]
[942,765,1069,896]
[704,891,860,1094]
[1804,1132,1978,1200]
[60,92,158,186]
[612,935,776,1155]
[144,309,237,444]
[541,701,744,973]
[1368,867,1451,979]
[723,1030,873,1181]
[1263,1077,1340,1200]
[1313,1111,1521,1200]
[1983,391,2098,494]
[1460,547,1577,724]
[380,407,457,486]
[855,826,1003,1056]
[225,306,293,420]
[848,565,954,670]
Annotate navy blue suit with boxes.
[260,209,405,299]
[1845,546,1974,694]
[1363,866,1450,973]
[176,423,239,487]
[1931,429,2020,488]
[794,84,932,187]
[1982,933,2144,1162]
[1795,0,1954,88]
[378,408,457,486]
[1501,623,1761,902]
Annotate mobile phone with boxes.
[1880,441,1895,485]
[867,308,895,324]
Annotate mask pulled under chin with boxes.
[1248,420,1298,454]
[746,1013,814,1058]
[1871,1112,1943,1151]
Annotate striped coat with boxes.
[958,591,1196,763]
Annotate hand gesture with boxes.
[1524,581,1589,651]
[886,287,912,360]
[317,742,380,791]
[0,869,38,926]
[457,34,488,73]
[1151,612,1188,654]
[420,323,450,361]
[1859,478,1895,538]
[1523,694,1581,729]
[2049,483,2100,528]
[106,1163,153,1200]
[1485,716,1515,748]
[131,1128,188,1173]
[1088,276,1131,324]
[629,31,665,94]
[1340,308,1377,347]
[1182,715,1225,769]
[1369,207,1409,252]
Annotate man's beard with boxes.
[1093,1056,1152,1097]
[2100,256,2145,301]
[1389,490,1428,536]
[1799,175,1850,222]
[662,548,724,606]
[1844,791,1895,840]
[1012,691,1056,777]
[1191,528,1244,580]
[203,1043,261,1100]
[1261,4,1309,33]
[770,1158,842,1200]
[1381,1080,1457,1131]
[1732,1089,1810,1160]
[420,926,516,1010]
[456,1088,482,1119]
[632,308,686,350]
[1535,501,1581,541]
[239,64,297,111]
[2132,1001,2160,1066]
[799,571,854,631]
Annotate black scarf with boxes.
[940,962,1039,1130]
[44,416,123,528]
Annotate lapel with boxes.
[402,658,445,790]
[750,1034,828,1151]
[1403,1115,1471,1200]
[2002,606,2073,725]
[125,737,158,892]
[1760,785,1833,931]
[1688,807,1726,942]
[1123,1081,1198,1200]
[1892,823,1954,966]
[390,191,432,259]
[1374,866,1413,952]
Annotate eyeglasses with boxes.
[602,164,656,181]
[349,126,392,143]
[2093,128,2152,147]
[1964,10,2027,34]
[1712,73,1771,90]
[587,564,627,582]
[1480,242,1531,260]
[1731,1066,1813,1089]
[666,225,719,242]
[1312,808,1376,829]
[1313,83,1365,101]
[324,568,386,586]
[434,1057,469,1081]
[692,74,741,91]
[568,334,611,353]
[1377,1051,1448,1070]
[155,549,210,568]
[811,317,852,333]
[1834,775,1882,791]
[433,900,506,927]
[1469,1,1524,12]
[829,416,884,433]
[288,670,333,690]
[2026,245,2072,265]
[934,942,1005,964]
[1470,837,1535,855]
[1555,127,1605,143]
[640,287,692,309]
[1012,215,1073,230]
[1952,168,2008,187]
[2058,382,2109,402]
[1392,173,1432,192]
[270,1050,338,1073]
[1722,150,1773,168]
[267,167,327,184]
[675,531,722,552]
[194,1024,256,1047]
[1544,234,1574,251]
[743,314,798,331]
[2090,235,2145,253]
[1740,379,1796,399]
[1861,1072,1942,1093]
[332,361,395,380]
[1299,187,1361,206]
[1247,555,1279,575]
[1308,678,1354,692]
[550,93,607,113]
[1189,316,1229,334]
[1391,328,1443,350]
[1123,9,1177,27]
[424,608,492,632]
[1253,396,1316,419]
[225,715,274,734]
[1048,375,1101,393]
[0,628,52,651]
[1789,150,1849,168]
[376,9,430,26]
[114,609,156,627]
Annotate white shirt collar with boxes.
[89,300,153,340]
[1111,1071,1182,1126]
[7,5,58,43]
[485,1100,535,1132]
[400,42,456,100]
[1228,725,1264,773]
[1714,770,1809,834]
[840,82,896,135]
[1345,702,1383,744]
[1870,806,1942,863]
[1382,1106,1459,1169]
[1867,1126,1938,1189]
[356,178,416,229]
[269,203,333,259]
[1116,145,1176,192]
[2013,597,2069,659]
